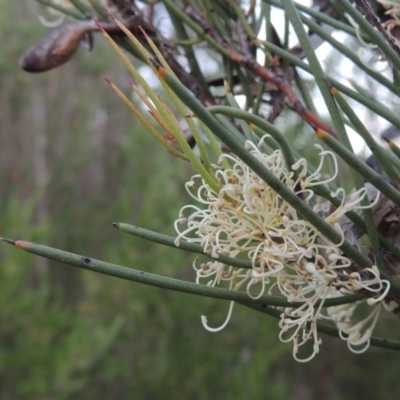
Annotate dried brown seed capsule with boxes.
[19,21,96,73]
[19,19,123,73]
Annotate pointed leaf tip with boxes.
[155,65,167,78]
[14,240,30,249]
[93,18,105,32]
[112,222,119,228]
[103,76,112,84]
[105,9,116,21]
[138,26,149,38]
[316,129,327,139]
[0,237,16,245]
[330,86,338,96]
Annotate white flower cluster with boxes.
[175,140,390,362]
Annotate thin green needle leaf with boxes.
[387,139,400,160]
[162,0,232,58]
[113,223,256,270]
[35,0,83,19]
[0,238,363,308]
[263,0,357,37]
[104,78,188,160]
[69,0,91,14]
[207,105,296,170]
[98,22,219,190]
[301,15,398,94]
[87,0,108,18]
[224,82,257,143]
[331,87,400,181]
[280,0,345,141]
[257,38,400,131]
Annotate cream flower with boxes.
[175,139,389,361]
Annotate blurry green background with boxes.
[1,2,399,399]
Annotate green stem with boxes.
[230,0,256,39]
[114,223,256,269]
[235,67,255,111]
[207,105,296,170]
[165,4,211,98]
[35,0,83,19]
[0,238,363,308]
[252,2,270,115]
[263,0,367,40]
[295,71,317,115]
[68,0,91,15]
[203,0,228,38]
[87,0,108,18]
[280,0,345,141]
[388,139,400,160]
[332,89,400,181]
[162,0,232,58]
[225,86,256,142]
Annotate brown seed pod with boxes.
[19,21,96,73]
[19,20,121,73]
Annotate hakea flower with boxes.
[175,138,390,361]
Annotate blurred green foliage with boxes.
[1,2,400,399]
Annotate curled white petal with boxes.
[201,301,235,332]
